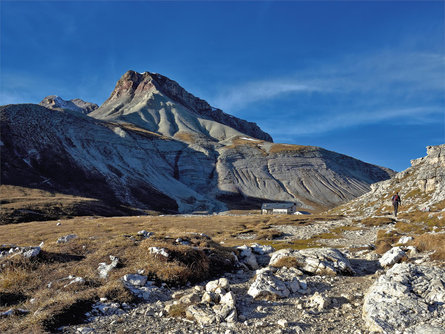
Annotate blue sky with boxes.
[1,1,444,171]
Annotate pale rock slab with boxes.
[363,263,445,333]
[378,247,406,268]
[269,248,355,276]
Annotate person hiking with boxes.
[391,192,402,217]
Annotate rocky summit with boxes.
[1,70,394,221]
[89,70,272,142]
[40,95,98,114]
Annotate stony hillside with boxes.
[332,144,445,217]
[1,71,395,221]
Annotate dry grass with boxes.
[360,217,395,227]
[166,303,188,318]
[375,229,402,254]
[271,256,299,268]
[110,122,165,139]
[0,185,142,225]
[410,233,445,260]
[0,229,236,332]
[3,213,300,332]
[174,132,196,143]
[268,143,312,154]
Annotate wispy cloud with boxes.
[210,51,444,137]
[213,79,324,111]
[266,106,444,137]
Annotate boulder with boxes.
[137,230,153,238]
[21,246,41,258]
[149,247,169,258]
[186,303,221,325]
[122,274,147,287]
[57,234,77,244]
[97,255,120,279]
[308,292,331,311]
[269,248,355,276]
[250,243,275,255]
[236,245,259,270]
[179,292,201,305]
[379,247,406,268]
[247,269,290,300]
[220,291,236,308]
[363,263,445,333]
[205,278,230,293]
[398,236,413,244]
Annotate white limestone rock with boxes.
[137,230,153,238]
[97,255,120,279]
[57,234,78,244]
[379,247,406,268]
[248,269,291,300]
[149,247,169,258]
[122,274,148,287]
[309,292,331,311]
[269,248,355,276]
[236,245,259,270]
[250,243,275,255]
[363,263,445,333]
[21,246,41,258]
[398,236,413,244]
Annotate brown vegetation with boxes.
[410,233,445,260]
[268,143,313,154]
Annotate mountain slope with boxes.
[1,71,396,222]
[332,144,445,217]
[1,104,222,216]
[89,70,272,142]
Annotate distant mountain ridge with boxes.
[0,70,396,222]
[40,95,98,114]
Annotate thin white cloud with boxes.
[211,51,444,113]
[213,79,323,111]
[266,106,444,137]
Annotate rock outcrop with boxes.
[335,144,445,217]
[363,263,445,333]
[40,95,98,114]
[269,248,356,276]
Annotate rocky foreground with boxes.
[55,242,444,334]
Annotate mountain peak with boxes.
[91,70,273,142]
[40,95,98,114]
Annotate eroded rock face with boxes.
[40,96,98,114]
[338,144,445,217]
[269,248,355,276]
[1,75,394,219]
[363,263,445,333]
[90,70,272,142]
